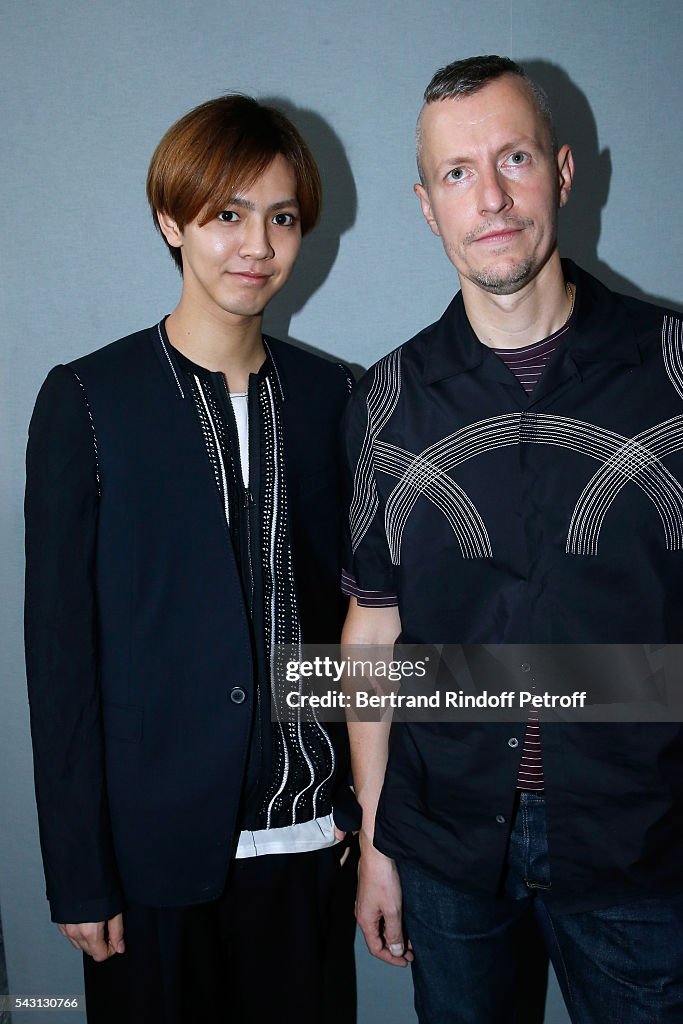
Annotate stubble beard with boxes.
[468,256,535,296]
[454,216,538,296]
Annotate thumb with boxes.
[107,913,125,954]
[383,912,405,957]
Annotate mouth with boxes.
[229,271,272,286]
[472,228,523,246]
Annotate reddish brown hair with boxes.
[147,94,322,272]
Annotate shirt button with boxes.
[230,686,247,704]
[521,663,531,673]
[495,815,506,824]
[508,737,519,748]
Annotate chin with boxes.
[471,257,536,296]
[218,296,270,318]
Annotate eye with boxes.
[217,210,239,223]
[446,167,468,183]
[503,152,530,168]
[272,212,297,227]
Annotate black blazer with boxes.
[25,325,352,923]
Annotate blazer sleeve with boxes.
[24,365,123,924]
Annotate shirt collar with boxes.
[420,258,642,386]
[151,317,286,400]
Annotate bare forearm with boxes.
[348,721,391,843]
[341,599,411,965]
[341,599,401,843]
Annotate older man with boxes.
[342,55,683,1023]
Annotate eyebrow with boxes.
[226,196,299,212]
[436,136,542,169]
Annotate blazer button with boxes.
[230,686,247,704]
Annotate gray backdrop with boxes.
[3,1,683,1022]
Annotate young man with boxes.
[25,95,357,1024]
[342,56,683,1023]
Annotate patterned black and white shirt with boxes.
[169,327,339,844]
[341,260,683,910]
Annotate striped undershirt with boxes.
[493,318,569,395]
[492,318,572,790]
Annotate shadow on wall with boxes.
[524,59,682,314]
[259,97,363,377]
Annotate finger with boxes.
[387,936,414,960]
[382,910,405,952]
[333,827,347,842]
[65,923,111,962]
[85,935,113,962]
[392,943,414,962]
[107,913,125,955]
[359,916,391,958]
[362,932,410,966]
[357,910,411,968]
[382,911,414,965]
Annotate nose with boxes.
[239,217,273,260]
[477,167,512,216]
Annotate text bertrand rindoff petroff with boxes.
[282,656,588,711]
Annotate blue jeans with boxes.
[398,792,683,1023]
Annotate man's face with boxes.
[160,154,302,321]
[415,75,573,296]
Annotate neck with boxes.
[461,255,573,350]
[164,297,266,392]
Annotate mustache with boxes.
[464,217,534,245]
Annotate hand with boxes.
[355,835,413,967]
[334,825,354,867]
[57,913,125,962]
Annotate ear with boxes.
[414,183,441,237]
[156,210,183,249]
[556,144,574,209]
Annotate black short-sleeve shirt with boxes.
[342,261,683,910]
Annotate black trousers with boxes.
[83,842,358,1024]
